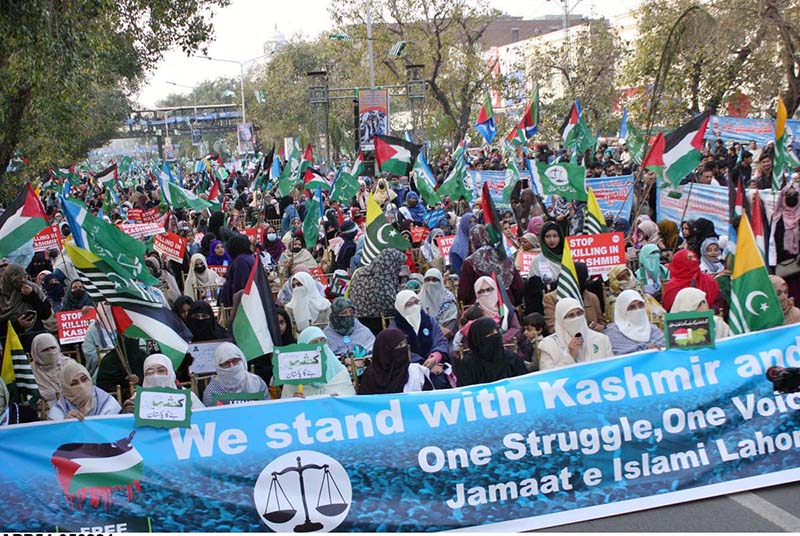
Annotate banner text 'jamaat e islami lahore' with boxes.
[3,325,800,532]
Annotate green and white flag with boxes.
[437,140,472,203]
[159,170,212,211]
[529,161,587,202]
[278,143,302,197]
[411,151,441,206]
[502,158,521,204]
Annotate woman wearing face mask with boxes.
[202,342,268,406]
[539,298,612,370]
[670,287,731,339]
[185,300,229,342]
[0,263,53,350]
[206,240,232,266]
[280,327,356,399]
[358,329,433,394]
[455,317,527,387]
[421,228,446,273]
[524,221,564,315]
[389,290,452,389]
[662,249,720,312]
[348,248,407,335]
[286,272,331,331]
[261,224,285,264]
[48,360,121,420]
[636,244,669,297]
[121,354,203,413]
[184,254,220,300]
[42,272,66,313]
[472,276,520,345]
[30,333,70,407]
[419,269,458,338]
[219,234,254,307]
[279,235,319,280]
[774,184,800,306]
[770,275,800,325]
[604,290,665,356]
[323,298,375,358]
[458,225,523,307]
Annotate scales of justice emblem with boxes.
[254,450,352,533]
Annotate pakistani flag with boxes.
[330,169,360,203]
[51,432,143,503]
[644,112,710,190]
[529,161,587,202]
[232,254,281,360]
[502,158,521,204]
[437,140,473,203]
[361,192,411,266]
[111,304,192,367]
[1,321,39,401]
[556,239,583,305]
[159,170,212,211]
[774,97,800,191]
[0,184,48,258]
[278,143,302,196]
[475,90,496,145]
[412,151,441,206]
[729,213,784,335]
[350,151,366,177]
[584,188,607,235]
[374,134,420,176]
[302,187,323,249]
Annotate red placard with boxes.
[436,235,456,262]
[520,251,537,274]
[56,308,97,345]
[309,266,328,286]
[153,231,187,264]
[140,208,163,223]
[118,221,166,239]
[33,225,63,252]
[208,265,227,277]
[566,232,626,277]
[126,208,143,222]
[242,227,264,244]
[410,225,430,243]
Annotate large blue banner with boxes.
[706,115,800,145]
[587,175,634,220]
[3,326,800,532]
[467,169,510,209]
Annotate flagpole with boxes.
[96,302,135,397]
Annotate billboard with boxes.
[359,89,389,151]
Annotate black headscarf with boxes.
[358,329,410,395]
[208,211,225,238]
[275,307,296,346]
[689,218,717,255]
[185,301,229,342]
[457,317,512,386]
[226,233,252,260]
[200,232,216,258]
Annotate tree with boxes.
[0,0,229,189]
[156,77,240,109]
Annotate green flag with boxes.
[437,140,473,203]
[502,158,521,204]
[302,187,323,248]
[774,97,800,191]
[278,144,302,197]
[411,151,441,206]
[330,171,360,203]
[529,161,587,202]
[625,123,646,165]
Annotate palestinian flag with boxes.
[729,213,784,335]
[505,125,526,146]
[350,151,366,178]
[556,238,583,305]
[302,186,324,249]
[159,172,212,211]
[645,112,710,190]
[297,144,314,181]
[481,182,506,260]
[584,188,607,235]
[303,167,331,191]
[560,100,594,153]
[475,90,496,145]
[502,158,521,204]
[0,184,48,258]
[774,97,800,191]
[361,192,411,266]
[51,432,143,508]
[1,321,39,401]
[412,151,441,206]
[437,140,473,203]
[519,85,540,138]
[374,134,420,176]
[330,169,360,203]
[751,191,767,262]
[207,178,221,210]
[94,163,118,189]
[232,254,280,360]
[111,304,191,367]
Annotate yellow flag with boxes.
[1,321,21,385]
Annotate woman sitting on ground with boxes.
[538,298,612,370]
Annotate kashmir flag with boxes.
[61,197,158,285]
[278,144,302,196]
[475,90,496,145]
[556,239,583,305]
[481,182,506,260]
[302,187,323,248]
[0,184,48,258]
[412,151,441,206]
[437,140,473,203]
[502,158,521,204]
[350,151,366,178]
[94,163,118,189]
[111,304,191,367]
[529,161,587,201]
[159,172,212,211]
[519,85,540,138]
[303,167,331,191]
[232,254,281,360]
[330,170,360,203]
[361,192,411,266]
[374,134,420,176]
[728,213,784,335]
[560,101,594,153]
[774,97,800,191]
[1,321,38,401]
[584,188,607,235]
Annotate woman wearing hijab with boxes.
[472,276,521,345]
[604,290,665,356]
[527,215,545,237]
[202,342,268,405]
[539,298,612,370]
[41,272,66,313]
[348,248,407,335]
[0,263,53,350]
[773,184,800,304]
[515,233,539,271]
[670,287,731,339]
[30,333,70,407]
[275,307,297,345]
[636,244,669,297]
[421,228,446,273]
[219,234,254,307]
[184,253,220,300]
[280,326,356,398]
[770,275,800,325]
[525,221,564,315]
[389,290,450,385]
[688,218,718,255]
[286,272,331,331]
[604,265,640,322]
[121,353,204,412]
[206,239,232,266]
[358,329,433,394]
[279,235,319,278]
[455,317,527,387]
[419,268,458,337]
[61,279,91,311]
[48,360,121,420]
[635,220,662,249]
[186,300,229,342]
[543,262,605,334]
[458,225,523,306]
[658,220,681,251]
[699,237,726,276]
[448,213,475,274]
[662,249,720,312]
[262,224,286,264]
[324,297,375,357]
[172,296,194,324]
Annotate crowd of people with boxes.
[1,134,799,427]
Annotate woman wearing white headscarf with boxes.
[281,326,356,398]
[184,253,221,300]
[286,272,331,331]
[421,229,445,273]
[472,276,520,345]
[604,290,665,356]
[669,287,731,339]
[30,333,70,406]
[538,298,612,370]
[48,360,121,420]
[120,354,204,413]
[202,342,268,406]
[419,269,458,337]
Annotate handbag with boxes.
[776,255,800,278]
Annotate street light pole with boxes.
[165,81,198,115]
[196,54,268,124]
[366,0,375,89]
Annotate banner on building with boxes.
[358,89,389,151]
[4,325,800,531]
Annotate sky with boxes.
[135,0,642,108]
